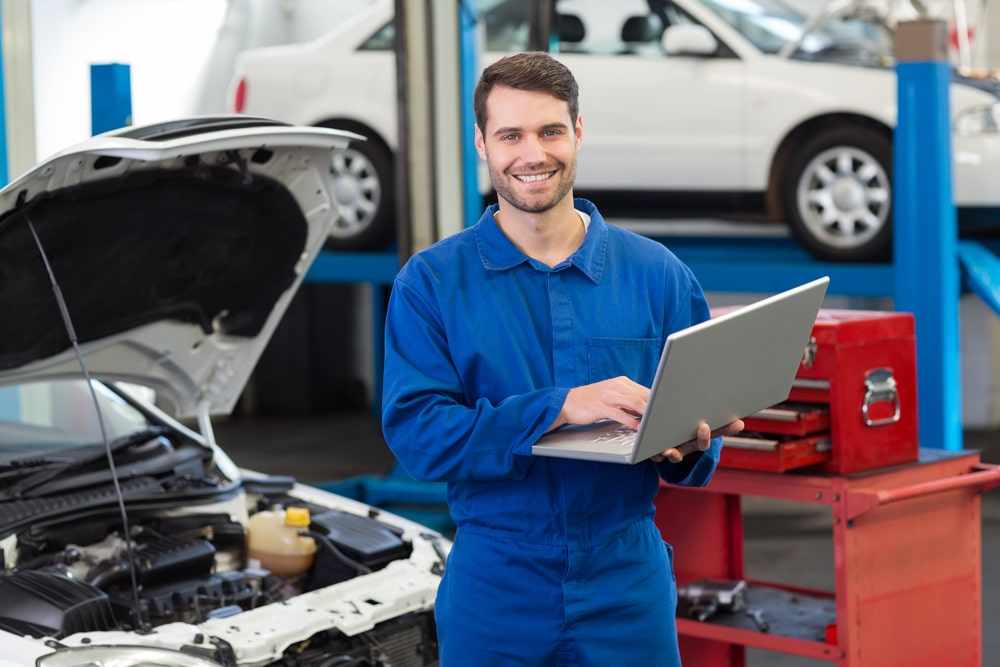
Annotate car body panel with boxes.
[232,8,399,149]
[564,53,747,189]
[954,132,1000,204]
[0,118,358,419]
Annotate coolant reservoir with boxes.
[247,506,317,577]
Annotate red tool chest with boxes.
[718,308,919,474]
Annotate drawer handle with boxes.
[862,368,900,427]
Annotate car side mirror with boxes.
[662,24,718,56]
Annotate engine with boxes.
[0,505,436,666]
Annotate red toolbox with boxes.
[714,307,918,474]
[793,309,918,473]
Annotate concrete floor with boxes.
[214,412,1000,666]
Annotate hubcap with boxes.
[796,145,890,250]
[832,177,865,211]
[328,147,380,239]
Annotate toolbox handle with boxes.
[845,463,1000,520]
[862,368,901,427]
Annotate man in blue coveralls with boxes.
[382,52,745,665]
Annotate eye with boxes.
[501,133,518,142]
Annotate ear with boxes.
[575,114,583,150]
[474,124,487,160]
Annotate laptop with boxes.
[531,276,830,464]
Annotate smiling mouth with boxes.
[514,171,555,183]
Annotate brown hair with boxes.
[474,52,579,134]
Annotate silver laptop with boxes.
[531,276,830,464]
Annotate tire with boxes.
[781,126,893,263]
[319,125,395,251]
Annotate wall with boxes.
[29,0,227,161]
[962,295,1000,428]
[28,0,377,162]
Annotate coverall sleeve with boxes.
[382,276,566,483]
[656,436,722,486]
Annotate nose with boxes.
[519,134,547,165]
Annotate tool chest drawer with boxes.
[720,432,832,473]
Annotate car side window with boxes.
[363,2,533,53]
[552,0,661,56]
[360,19,396,51]
[482,0,532,51]
[552,0,725,59]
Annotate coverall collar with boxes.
[474,198,607,283]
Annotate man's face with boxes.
[475,85,582,215]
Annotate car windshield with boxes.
[694,0,893,59]
[0,379,152,458]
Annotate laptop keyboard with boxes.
[591,425,637,449]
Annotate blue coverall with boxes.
[382,199,721,666]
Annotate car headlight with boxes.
[954,103,1000,135]
[37,645,223,667]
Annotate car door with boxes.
[548,0,747,192]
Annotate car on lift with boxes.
[0,117,448,666]
[228,0,1000,262]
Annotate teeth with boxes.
[515,173,552,183]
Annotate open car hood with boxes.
[0,116,357,418]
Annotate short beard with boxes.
[487,158,576,214]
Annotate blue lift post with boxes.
[0,9,16,422]
[459,0,482,227]
[893,20,962,451]
[90,63,132,135]
[0,7,8,187]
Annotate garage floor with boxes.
[213,412,1000,666]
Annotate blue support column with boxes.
[0,11,19,419]
[0,7,9,186]
[459,0,481,226]
[90,63,132,135]
[893,20,962,450]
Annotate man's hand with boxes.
[546,376,649,432]
[652,419,745,463]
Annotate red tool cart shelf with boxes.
[654,449,1000,667]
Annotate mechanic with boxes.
[382,51,744,665]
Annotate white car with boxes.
[228,0,1000,262]
[0,117,448,666]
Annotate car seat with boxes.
[620,15,661,54]
[556,13,586,52]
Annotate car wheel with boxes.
[782,126,893,263]
[321,129,395,251]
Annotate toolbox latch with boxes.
[801,336,817,369]
[862,368,900,427]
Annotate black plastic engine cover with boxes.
[0,570,116,638]
[305,510,411,590]
[310,510,411,567]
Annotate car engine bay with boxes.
[0,443,443,667]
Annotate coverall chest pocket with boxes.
[588,337,661,385]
